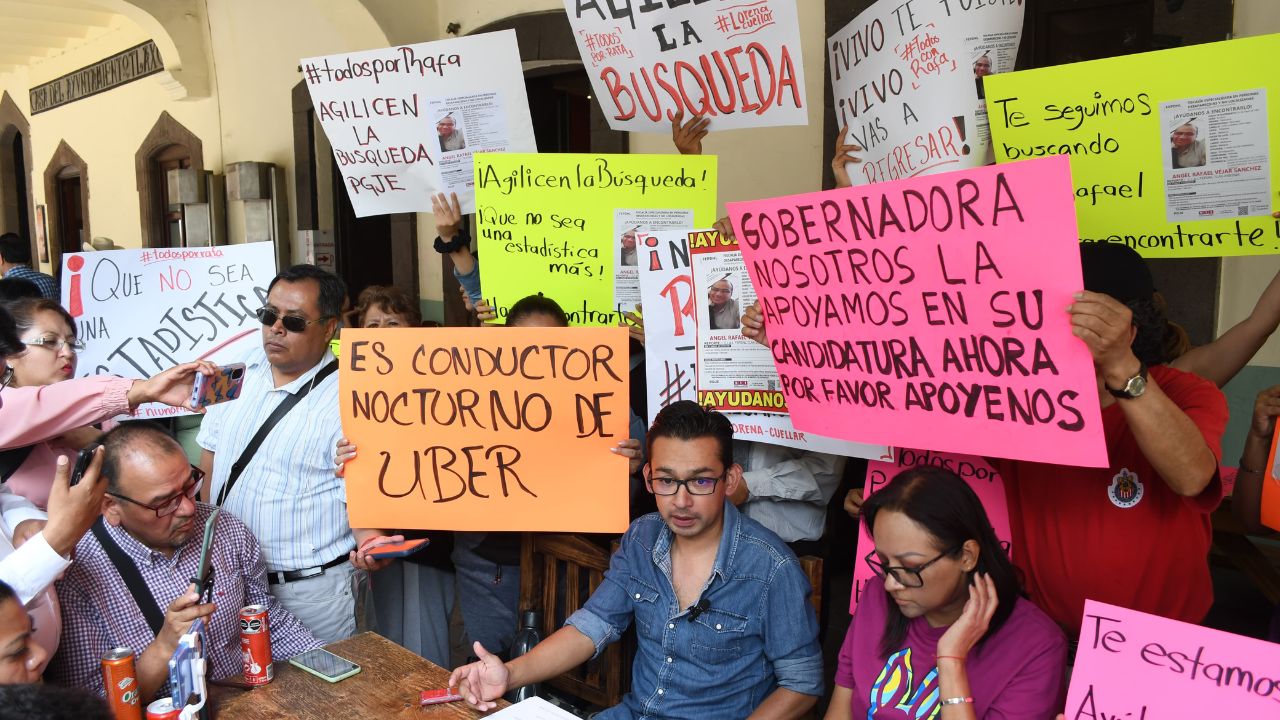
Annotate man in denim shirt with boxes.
[450,401,823,718]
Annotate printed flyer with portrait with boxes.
[1159,89,1271,222]
[689,230,785,414]
[426,92,511,201]
[613,208,694,315]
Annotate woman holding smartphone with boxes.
[828,466,1067,720]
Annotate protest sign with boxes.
[986,33,1280,257]
[1260,424,1280,531]
[851,449,1011,613]
[728,155,1106,466]
[302,30,536,217]
[638,228,891,459]
[828,0,1024,185]
[1066,600,1280,717]
[562,0,807,131]
[59,243,275,419]
[475,152,717,325]
[614,208,693,317]
[339,327,630,532]
[689,229,783,412]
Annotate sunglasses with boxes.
[255,307,330,333]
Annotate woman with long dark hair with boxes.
[826,467,1067,719]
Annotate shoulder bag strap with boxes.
[0,445,35,482]
[215,361,337,507]
[91,517,165,637]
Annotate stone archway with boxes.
[43,141,90,263]
[135,112,204,247]
[0,92,34,258]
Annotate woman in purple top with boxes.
[828,467,1067,720]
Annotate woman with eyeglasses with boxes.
[827,466,1067,720]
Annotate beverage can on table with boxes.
[144,698,182,720]
[239,604,273,685]
[101,646,142,720]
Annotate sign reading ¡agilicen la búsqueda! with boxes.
[1067,600,1280,717]
[60,243,276,419]
[728,155,1107,466]
[340,327,630,533]
[986,33,1280,257]
[562,0,808,131]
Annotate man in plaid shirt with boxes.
[46,423,320,701]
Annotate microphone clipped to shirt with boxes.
[687,598,710,623]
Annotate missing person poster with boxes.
[302,30,536,216]
[828,0,1024,184]
[985,33,1280,257]
[562,0,808,131]
[638,228,891,459]
[613,208,694,317]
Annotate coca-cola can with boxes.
[101,647,142,720]
[144,698,182,720]
[239,604,273,685]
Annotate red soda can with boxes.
[101,646,142,720]
[144,698,182,720]
[239,604,273,685]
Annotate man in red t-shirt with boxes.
[994,243,1227,636]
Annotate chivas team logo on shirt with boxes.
[1107,468,1144,509]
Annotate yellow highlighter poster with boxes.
[985,33,1280,257]
[474,153,717,325]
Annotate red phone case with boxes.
[420,689,463,705]
[366,538,430,559]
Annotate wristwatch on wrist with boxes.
[1106,360,1148,399]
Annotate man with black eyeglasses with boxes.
[46,422,320,701]
[195,264,394,644]
[450,401,823,719]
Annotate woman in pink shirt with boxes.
[828,467,1067,720]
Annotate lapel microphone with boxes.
[687,598,711,622]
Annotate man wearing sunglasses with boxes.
[47,422,321,701]
[451,401,822,719]
[196,264,394,644]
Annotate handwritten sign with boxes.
[851,449,1011,613]
[340,327,630,532]
[1066,600,1280,718]
[475,152,717,325]
[728,155,1106,466]
[302,30,536,216]
[1261,424,1280,531]
[638,228,891,459]
[59,243,275,418]
[986,33,1280,257]
[562,0,807,131]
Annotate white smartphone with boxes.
[288,648,361,683]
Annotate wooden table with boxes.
[211,632,508,719]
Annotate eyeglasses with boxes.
[23,336,86,353]
[255,307,330,333]
[863,546,960,588]
[648,472,724,496]
[107,466,204,518]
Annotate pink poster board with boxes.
[1067,600,1280,717]
[727,155,1106,466]
[852,450,1012,614]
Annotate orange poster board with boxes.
[340,327,631,532]
[1263,424,1280,531]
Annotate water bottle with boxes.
[505,609,542,702]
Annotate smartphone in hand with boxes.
[190,363,247,408]
[69,442,101,488]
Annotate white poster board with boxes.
[637,228,891,460]
[59,243,277,418]
[563,0,809,131]
[302,30,536,216]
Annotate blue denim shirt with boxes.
[566,502,823,719]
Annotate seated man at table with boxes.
[46,422,321,701]
[450,401,823,719]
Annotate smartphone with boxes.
[288,648,361,683]
[189,508,220,602]
[190,363,247,408]
[420,688,464,706]
[366,538,430,560]
[69,442,102,488]
[168,620,206,712]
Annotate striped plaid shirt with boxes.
[46,503,320,696]
[3,265,58,300]
[196,346,350,572]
